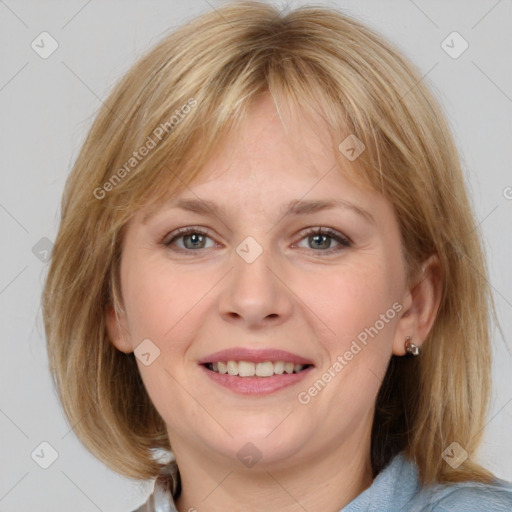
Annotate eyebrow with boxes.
[143,198,375,225]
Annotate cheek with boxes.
[121,257,185,345]
[308,259,399,345]
[122,256,217,359]
[302,261,402,409]
[302,263,400,426]
[121,260,210,422]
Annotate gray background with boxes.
[1,0,511,510]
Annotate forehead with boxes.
[134,92,378,226]
[174,95,364,192]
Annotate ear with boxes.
[392,254,443,356]
[105,304,133,353]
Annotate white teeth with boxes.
[208,360,309,377]
[273,361,284,374]
[239,361,256,377]
[255,361,274,377]
[227,361,238,376]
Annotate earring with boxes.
[405,336,421,356]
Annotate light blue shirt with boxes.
[133,451,512,511]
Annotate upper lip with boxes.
[198,348,314,366]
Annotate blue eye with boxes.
[163,226,351,254]
[295,227,351,253]
[164,227,215,250]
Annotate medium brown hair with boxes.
[42,1,496,484]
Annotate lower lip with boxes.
[200,365,314,395]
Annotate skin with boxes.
[106,93,442,512]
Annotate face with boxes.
[107,94,418,471]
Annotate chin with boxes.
[219,420,311,466]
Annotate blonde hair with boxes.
[42,1,497,484]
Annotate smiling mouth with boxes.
[203,360,313,377]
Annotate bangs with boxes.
[97,33,390,234]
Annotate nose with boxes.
[218,240,293,329]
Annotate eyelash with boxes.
[163,226,352,255]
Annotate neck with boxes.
[172,435,374,512]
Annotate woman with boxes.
[42,2,512,510]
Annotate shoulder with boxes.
[427,478,512,512]
[362,452,512,512]
[129,465,179,512]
